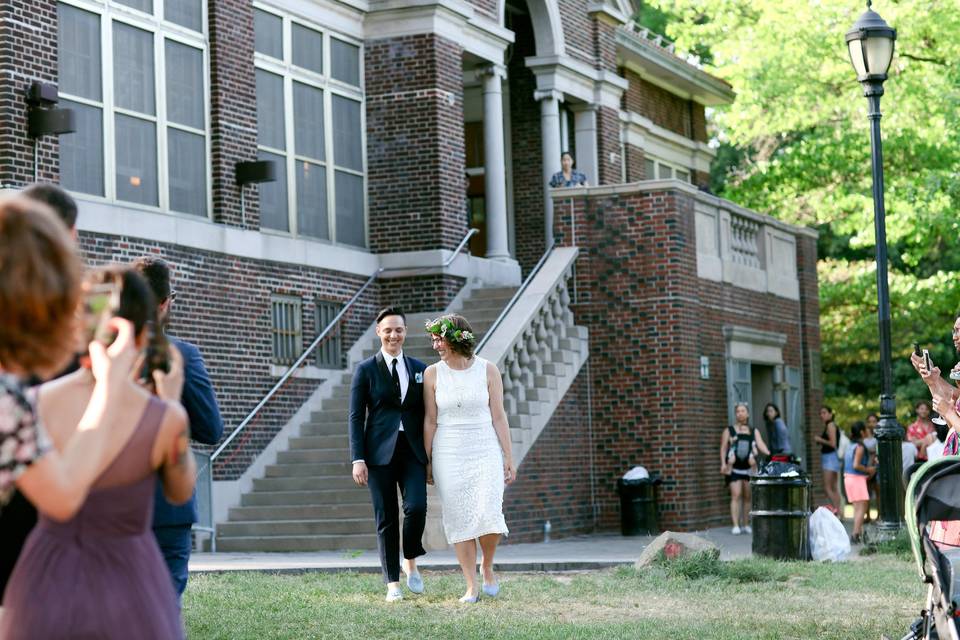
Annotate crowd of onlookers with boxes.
[0,184,222,638]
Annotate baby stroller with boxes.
[903,456,960,640]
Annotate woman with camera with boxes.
[0,265,193,639]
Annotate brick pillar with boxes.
[596,106,622,185]
[0,0,58,186]
[365,34,466,253]
[797,233,824,495]
[624,144,646,182]
[209,0,258,228]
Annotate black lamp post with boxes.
[846,2,902,532]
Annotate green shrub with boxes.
[658,551,724,580]
[655,552,788,583]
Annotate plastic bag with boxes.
[808,506,851,562]
[623,466,649,481]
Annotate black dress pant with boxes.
[0,490,37,603]
[367,431,427,583]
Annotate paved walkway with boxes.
[190,528,756,575]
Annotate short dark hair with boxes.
[22,183,78,230]
[376,306,406,325]
[131,255,172,302]
[763,402,781,423]
[916,400,932,412]
[866,412,879,421]
[850,420,867,442]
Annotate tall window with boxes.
[57,0,209,217]
[254,5,366,247]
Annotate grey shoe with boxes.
[406,570,424,594]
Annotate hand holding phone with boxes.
[82,282,121,349]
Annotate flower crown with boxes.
[425,317,475,345]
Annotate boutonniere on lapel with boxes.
[415,372,424,384]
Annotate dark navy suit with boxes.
[152,337,223,600]
[349,352,428,583]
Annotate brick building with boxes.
[4,0,820,548]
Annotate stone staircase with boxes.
[216,254,586,553]
[216,289,517,552]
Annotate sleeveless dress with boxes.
[432,357,509,544]
[0,396,184,640]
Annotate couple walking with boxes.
[349,308,516,603]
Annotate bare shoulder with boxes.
[424,363,438,379]
[485,360,501,378]
[159,400,189,438]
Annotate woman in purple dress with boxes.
[0,266,194,639]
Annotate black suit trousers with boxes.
[367,431,427,583]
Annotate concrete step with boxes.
[219,518,373,537]
[228,503,371,522]
[252,475,357,492]
[542,362,567,377]
[508,414,530,429]
[240,489,368,506]
[535,374,557,390]
[278,448,349,463]
[264,462,352,477]
[323,396,352,411]
[287,435,348,450]
[309,409,349,423]
[215,534,377,552]
[467,287,517,300]
[300,422,347,437]
[517,400,542,415]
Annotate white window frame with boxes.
[253,2,368,247]
[58,0,212,219]
[644,155,693,184]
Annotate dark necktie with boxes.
[391,358,401,400]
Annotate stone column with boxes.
[482,64,510,260]
[535,89,563,247]
[571,104,599,187]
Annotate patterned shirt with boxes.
[0,374,42,506]
[549,170,588,188]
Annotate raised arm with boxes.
[423,366,438,484]
[486,362,516,484]
[912,351,958,403]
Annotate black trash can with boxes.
[750,473,811,560]
[617,477,661,536]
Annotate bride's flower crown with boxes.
[425,317,475,345]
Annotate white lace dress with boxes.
[432,357,509,544]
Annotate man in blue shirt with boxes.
[133,256,223,603]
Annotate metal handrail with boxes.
[476,241,556,354]
[210,228,478,462]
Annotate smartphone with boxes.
[924,349,933,373]
[139,324,171,385]
[82,283,120,348]
[914,342,923,357]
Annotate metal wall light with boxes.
[25,81,75,182]
[235,159,277,226]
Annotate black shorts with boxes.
[725,470,752,485]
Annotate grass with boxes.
[861,530,913,559]
[184,556,923,639]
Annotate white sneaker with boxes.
[731,526,742,535]
[743,525,752,534]
[385,587,403,602]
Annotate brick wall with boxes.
[552,187,820,530]
[592,17,617,72]
[465,0,498,21]
[624,144,646,182]
[365,34,467,254]
[596,106,622,184]
[209,0,258,228]
[797,234,825,499]
[78,230,382,480]
[0,0,58,186]
[383,274,466,314]
[691,102,707,144]
[558,0,595,66]
[503,369,597,542]
[507,15,544,276]
[622,69,693,140]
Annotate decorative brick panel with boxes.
[382,274,465,315]
[78,230,382,480]
[692,102,708,143]
[504,369,596,542]
[0,0,58,187]
[553,188,820,530]
[208,0,259,228]
[365,34,467,254]
[592,17,617,72]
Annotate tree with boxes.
[644,0,960,422]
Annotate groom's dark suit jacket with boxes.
[349,352,428,466]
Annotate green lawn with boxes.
[184,557,922,639]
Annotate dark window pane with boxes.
[114,0,152,13]
[293,82,324,161]
[165,40,204,129]
[296,160,328,239]
[58,3,102,101]
[115,114,158,205]
[256,69,285,150]
[165,0,202,32]
[254,9,283,59]
[258,151,288,231]
[60,100,104,196]
[335,170,364,247]
[168,128,206,216]
[292,23,323,74]
[330,38,360,86]
[332,95,361,171]
[113,22,156,115]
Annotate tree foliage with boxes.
[642,0,960,423]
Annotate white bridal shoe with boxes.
[385,587,403,602]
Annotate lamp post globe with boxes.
[847,2,903,534]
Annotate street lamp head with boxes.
[846,3,897,84]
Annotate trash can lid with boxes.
[618,476,662,486]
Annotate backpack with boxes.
[728,426,755,466]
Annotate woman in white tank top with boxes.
[423,314,516,603]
